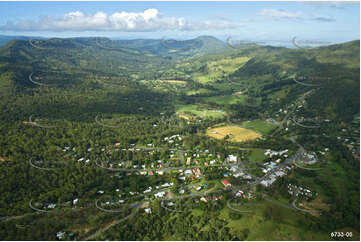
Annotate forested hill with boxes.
[0,37,359,122]
[229,40,360,122]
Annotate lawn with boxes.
[241,119,277,134]
[192,56,250,84]
[202,94,247,105]
[206,125,261,142]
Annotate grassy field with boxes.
[247,148,267,163]
[206,125,261,142]
[241,119,277,134]
[202,94,247,105]
[176,104,226,119]
[218,199,330,241]
[192,56,250,84]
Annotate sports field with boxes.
[241,119,277,134]
[206,125,261,142]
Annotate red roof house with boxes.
[221,180,231,188]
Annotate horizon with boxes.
[0,33,359,49]
[0,1,359,47]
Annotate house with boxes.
[114,142,121,147]
[235,190,244,197]
[193,168,201,176]
[144,208,152,214]
[178,176,186,181]
[98,190,104,194]
[156,170,164,175]
[144,188,152,193]
[167,202,175,206]
[274,171,285,177]
[154,191,166,198]
[227,154,238,163]
[230,166,237,172]
[260,178,276,187]
[56,231,66,240]
[233,172,242,178]
[48,204,56,209]
[352,153,360,160]
[221,180,232,188]
[243,174,252,180]
[184,170,192,176]
[161,183,170,188]
[200,197,208,203]
[179,189,185,194]
[73,198,79,205]
[196,186,202,191]
[148,171,154,176]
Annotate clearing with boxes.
[202,94,247,105]
[176,104,226,119]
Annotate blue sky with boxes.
[0,1,359,45]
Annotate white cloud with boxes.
[260,8,302,19]
[0,8,240,32]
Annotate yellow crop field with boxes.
[206,125,261,142]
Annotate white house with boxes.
[154,191,166,198]
[227,154,237,163]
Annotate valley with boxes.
[0,35,359,241]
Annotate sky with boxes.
[0,1,359,46]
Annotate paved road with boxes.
[0,211,40,222]
[29,39,51,50]
[83,206,140,241]
[28,73,53,87]
[264,196,295,210]
[28,158,58,171]
[291,197,317,214]
[271,90,313,137]
[292,117,320,129]
[292,77,321,87]
[28,115,59,128]
[226,198,253,213]
[95,115,123,128]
